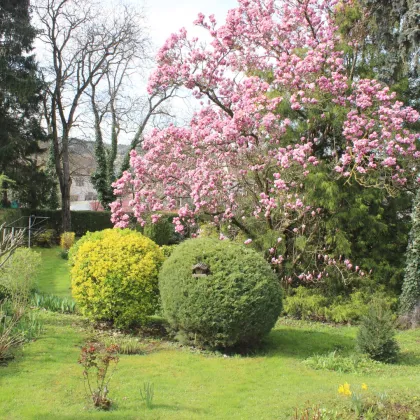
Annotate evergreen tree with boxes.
[400,189,420,314]
[0,0,46,205]
[337,0,419,108]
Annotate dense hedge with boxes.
[70,229,164,328]
[283,287,397,324]
[159,238,282,349]
[0,208,113,236]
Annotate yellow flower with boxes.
[338,383,352,396]
[361,383,368,391]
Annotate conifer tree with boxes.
[0,0,45,205]
[400,188,420,314]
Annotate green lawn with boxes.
[1,249,420,419]
[34,247,72,298]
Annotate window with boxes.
[75,177,84,187]
[85,192,97,201]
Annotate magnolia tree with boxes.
[111,0,419,285]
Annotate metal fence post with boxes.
[28,215,32,248]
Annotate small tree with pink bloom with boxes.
[111,0,419,288]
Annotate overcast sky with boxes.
[146,0,238,50]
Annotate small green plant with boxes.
[59,249,69,260]
[78,342,119,410]
[14,310,44,341]
[338,382,369,416]
[357,301,400,363]
[0,301,43,361]
[337,382,420,419]
[293,402,340,419]
[140,382,154,409]
[304,351,382,374]
[102,336,145,355]
[31,293,77,314]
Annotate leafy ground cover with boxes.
[0,248,419,419]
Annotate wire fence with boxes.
[1,215,50,248]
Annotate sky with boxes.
[146,0,238,50]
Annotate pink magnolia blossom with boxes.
[111,0,419,281]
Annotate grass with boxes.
[34,247,72,298]
[0,248,420,419]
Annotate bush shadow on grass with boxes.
[260,327,355,359]
[397,351,420,366]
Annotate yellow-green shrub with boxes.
[60,232,75,251]
[70,229,164,328]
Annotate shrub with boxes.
[357,301,400,363]
[33,229,56,247]
[283,287,329,321]
[78,342,119,410]
[0,300,43,361]
[160,244,177,259]
[198,223,219,239]
[159,238,282,349]
[60,232,75,251]
[0,248,41,302]
[71,229,164,328]
[60,232,75,259]
[68,230,102,266]
[71,211,113,237]
[326,292,397,324]
[144,218,174,246]
[284,287,397,324]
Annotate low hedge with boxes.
[0,208,113,236]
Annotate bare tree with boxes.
[89,76,177,208]
[0,223,26,270]
[35,0,147,230]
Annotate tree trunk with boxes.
[60,132,72,232]
[60,179,71,232]
[2,188,8,207]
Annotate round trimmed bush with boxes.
[71,229,164,328]
[159,238,282,349]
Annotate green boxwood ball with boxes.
[159,238,282,349]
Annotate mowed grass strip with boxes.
[34,247,72,298]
